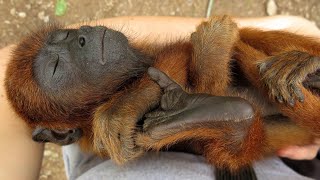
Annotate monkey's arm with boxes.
[138,68,313,171]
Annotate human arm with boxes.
[0,45,44,180]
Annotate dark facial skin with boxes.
[28,25,151,145]
[32,127,83,145]
[34,25,149,93]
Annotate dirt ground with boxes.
[1,0,319,179]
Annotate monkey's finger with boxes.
[258,62,269,74]
[143,116,173,131]
[258,57,277,75]
[147,67,181,91]
[287,97,295,107]
[272,88,283,103]
[143,109,186,131]
[283,89,295,106]
[144,111,167,118]
[276,95,284,103]
[145,109,185,120]
[290,84,304,103]
[277,83,293,106]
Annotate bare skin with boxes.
[278,139,320,160]
[0,45,44,180]
[0,16,319,179]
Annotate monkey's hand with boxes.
[143,67,254,132]
[259,51,320,106]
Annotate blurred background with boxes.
[1,0,319,179]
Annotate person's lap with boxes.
[62,144,311,180]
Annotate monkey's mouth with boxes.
[100,29,107,65]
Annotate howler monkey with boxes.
[4,16,320,172]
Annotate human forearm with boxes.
[0,45,44,180]
[74,16,320,43]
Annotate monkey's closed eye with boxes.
[63,31,70,40]
[50,31,70,43]
[52,56,60,76]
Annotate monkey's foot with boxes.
[144,67,255,133]
[259,51,320,106]
[191,15,238,46]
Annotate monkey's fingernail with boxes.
[299,96,304,103]
[143,123,152,131]
[259,63,267,74]
[288,98,295,107]
[276,96,283,103]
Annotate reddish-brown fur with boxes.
[4,16,320,172]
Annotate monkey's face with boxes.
[5,25,149,146]
[34,26,134,93]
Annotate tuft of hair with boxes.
[4,23,76,128]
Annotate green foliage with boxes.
[55,0,67,16]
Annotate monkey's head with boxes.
[5,24,149,146]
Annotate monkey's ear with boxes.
[32,127,82,145]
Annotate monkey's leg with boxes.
[139,67,263,171]
[139,111,313,171]
[139,67,313,172]
[92,42,191,164]
[234,41,320,137]
[189,15,239,95]
[139,100,265,171]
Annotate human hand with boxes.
[277,139,320,160]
